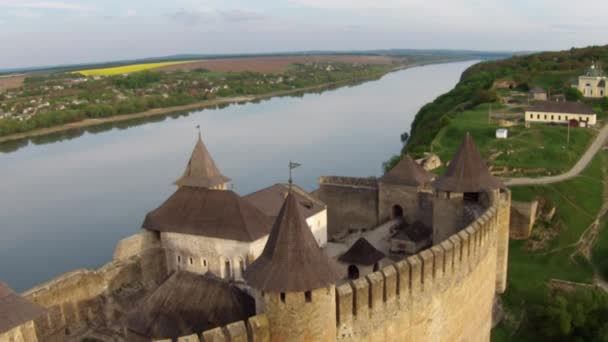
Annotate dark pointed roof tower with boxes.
[174,133,231,188]
[380,155,433,186]
[244,192,343,292]
[433,133,503,193]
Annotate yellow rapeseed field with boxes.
[74,60,196,77]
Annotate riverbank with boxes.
[0,64,413,145]
[0,59,474,146]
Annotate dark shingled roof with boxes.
[338,238,385,266]
[125,272,255,340]
[244,193,343,292]
[380,155,433,186]
[392,221,432,242]
[174,133,231,188]
[244,183,325,220]
[433,133,502,193]
[143,187,272,242]
[0,282,46,334]
[528,101,595,115]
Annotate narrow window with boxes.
[280,292,286,303]
[240,259,245,273]
[537,114,540,119]
[177,255,181,263]
[189,257,193,265]
[203,259,207,267]
[551,115,554,120]
[305,291,312,303]
[558,115,561,121]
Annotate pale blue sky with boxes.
[1,0,607,69]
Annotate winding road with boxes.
[504,124,608,187]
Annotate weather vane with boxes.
[288,161,301,191]
[196,124,201,135]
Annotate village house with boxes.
[577,63,607,98]
[524,101,597,127]
[529,86,547,101]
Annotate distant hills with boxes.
[0,49,516,75]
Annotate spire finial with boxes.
[196,124,201,138]
[288,161,301,192]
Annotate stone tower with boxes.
[174,133,231,190]
[244,192,343,342]
[378,155,433,224]
[432,133,502,244]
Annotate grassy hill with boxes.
[405,45,608,156]
[398,45,608,341]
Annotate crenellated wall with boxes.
[335,193,507,341]
[24,247,168,341]
[167,190,510,342]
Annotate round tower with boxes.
[432,133,502,244]
[244,193,343,342]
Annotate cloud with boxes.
[0,0,93,11]
[219,9,265,23]
[125,9,137,18]
[166,8,214,26]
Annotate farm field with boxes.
[156,55,401,73]
[74,60,197,76]
[0,74,25,90]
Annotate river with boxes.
[0,61,477,292]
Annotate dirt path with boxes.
[504,123,608,187]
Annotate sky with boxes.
[1,0,607,69]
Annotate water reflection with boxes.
[0,61,476,291]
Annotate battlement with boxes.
[155,314,271,342]
[335,192,507,341]
[318,176,378,189]
[24,247,168,341]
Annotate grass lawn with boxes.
[431,103,596,176]
[74,60,197,76]
[492,151,607,341]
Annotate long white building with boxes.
[524,101,596,127]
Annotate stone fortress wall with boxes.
[23,231,168,342]
[165,189,511,342]
[317,176,380,237]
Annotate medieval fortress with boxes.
[1,131,512,342]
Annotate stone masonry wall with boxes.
[335,196,505,342]
[509,200,537,240]
[317,176,379,238]
[24,247,168,341]
[169,190,510,342]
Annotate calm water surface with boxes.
[0,61,476,291]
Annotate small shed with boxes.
[529,87,547,101]
[390,221,432,255]
[496,128,508,139]
[338,238,385,279]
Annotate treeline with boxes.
[404,45,608,155]
[523,287,608,341]
[0,93,196,136]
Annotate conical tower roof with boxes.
[174,133,231,188]
[433,133,502,193]
[380,155,433,186]
[244,192,343,292]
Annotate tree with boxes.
[400,132,410,144]
[565,87,583,101]
[528,287,608,341]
